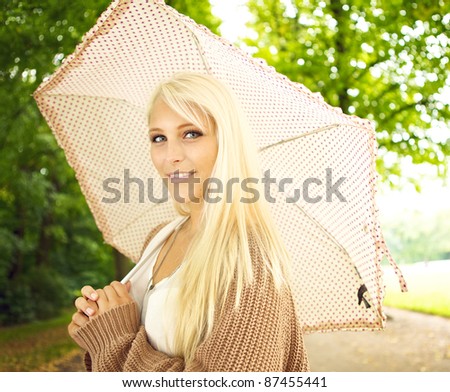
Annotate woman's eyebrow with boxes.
[177,123,197,129]
[149,123,197,133]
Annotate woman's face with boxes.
[149,98,218,205]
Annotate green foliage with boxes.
[0,0,114,326]
[0,279,35,325]
[0,0,221,326]
[244,0,450,187]
[165,0,221,34]
[0,267,70,325]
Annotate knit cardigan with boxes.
[71,224,310,372]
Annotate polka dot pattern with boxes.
[33,0,406,333]
[260,124,394,332]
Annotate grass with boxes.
[0,310,79,371]
[382,260,450,318]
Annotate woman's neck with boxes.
[182,203,202,237]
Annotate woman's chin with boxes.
[168,183,205,205]
[169,192,203,205]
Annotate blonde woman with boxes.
[68,72,309,372]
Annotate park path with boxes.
[304,307,450,372]
[47,307,450,372]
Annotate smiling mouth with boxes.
[168,170,196,182]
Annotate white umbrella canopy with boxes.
[33,0,407,333]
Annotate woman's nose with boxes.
[165,139,185,163]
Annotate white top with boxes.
[123,216,189,356]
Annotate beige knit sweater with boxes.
[72,226,310,372]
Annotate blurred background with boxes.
[1,0,449,371]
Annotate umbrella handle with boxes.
[120,242,163,284]
[120,217,188,284]
[357,284,371,309]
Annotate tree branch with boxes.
[383,98,430,123]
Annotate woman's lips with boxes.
[168,170,196,183]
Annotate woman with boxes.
[68,72,309,372]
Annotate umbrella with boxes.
[33,0,407,333]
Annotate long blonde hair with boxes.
[147,72,291,363]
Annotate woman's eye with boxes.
[150,134,166,143]
[184,130,202,139]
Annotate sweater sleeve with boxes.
[72,232,309,372]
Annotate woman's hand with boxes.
[68,281,132,343]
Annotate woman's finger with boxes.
[71,310,89,328]
[74,296,98,317]
[110,280,131,298]
[103,284,120,306]
[80,285,99,301]
[95,288,108,312]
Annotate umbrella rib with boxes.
[159,1,213,75]
[288,200,368,292]
[289,197,370,297]
[258,123,341,152]
[289,200,351,258]
[190,27,212,74]
[260,121,377,286]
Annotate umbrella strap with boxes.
[386,250,408,292]
[379,235,408,293]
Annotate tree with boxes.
[0,0,220,325]
[166,0,221,34]
[0,0,118,325]
[243,0,450,189]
